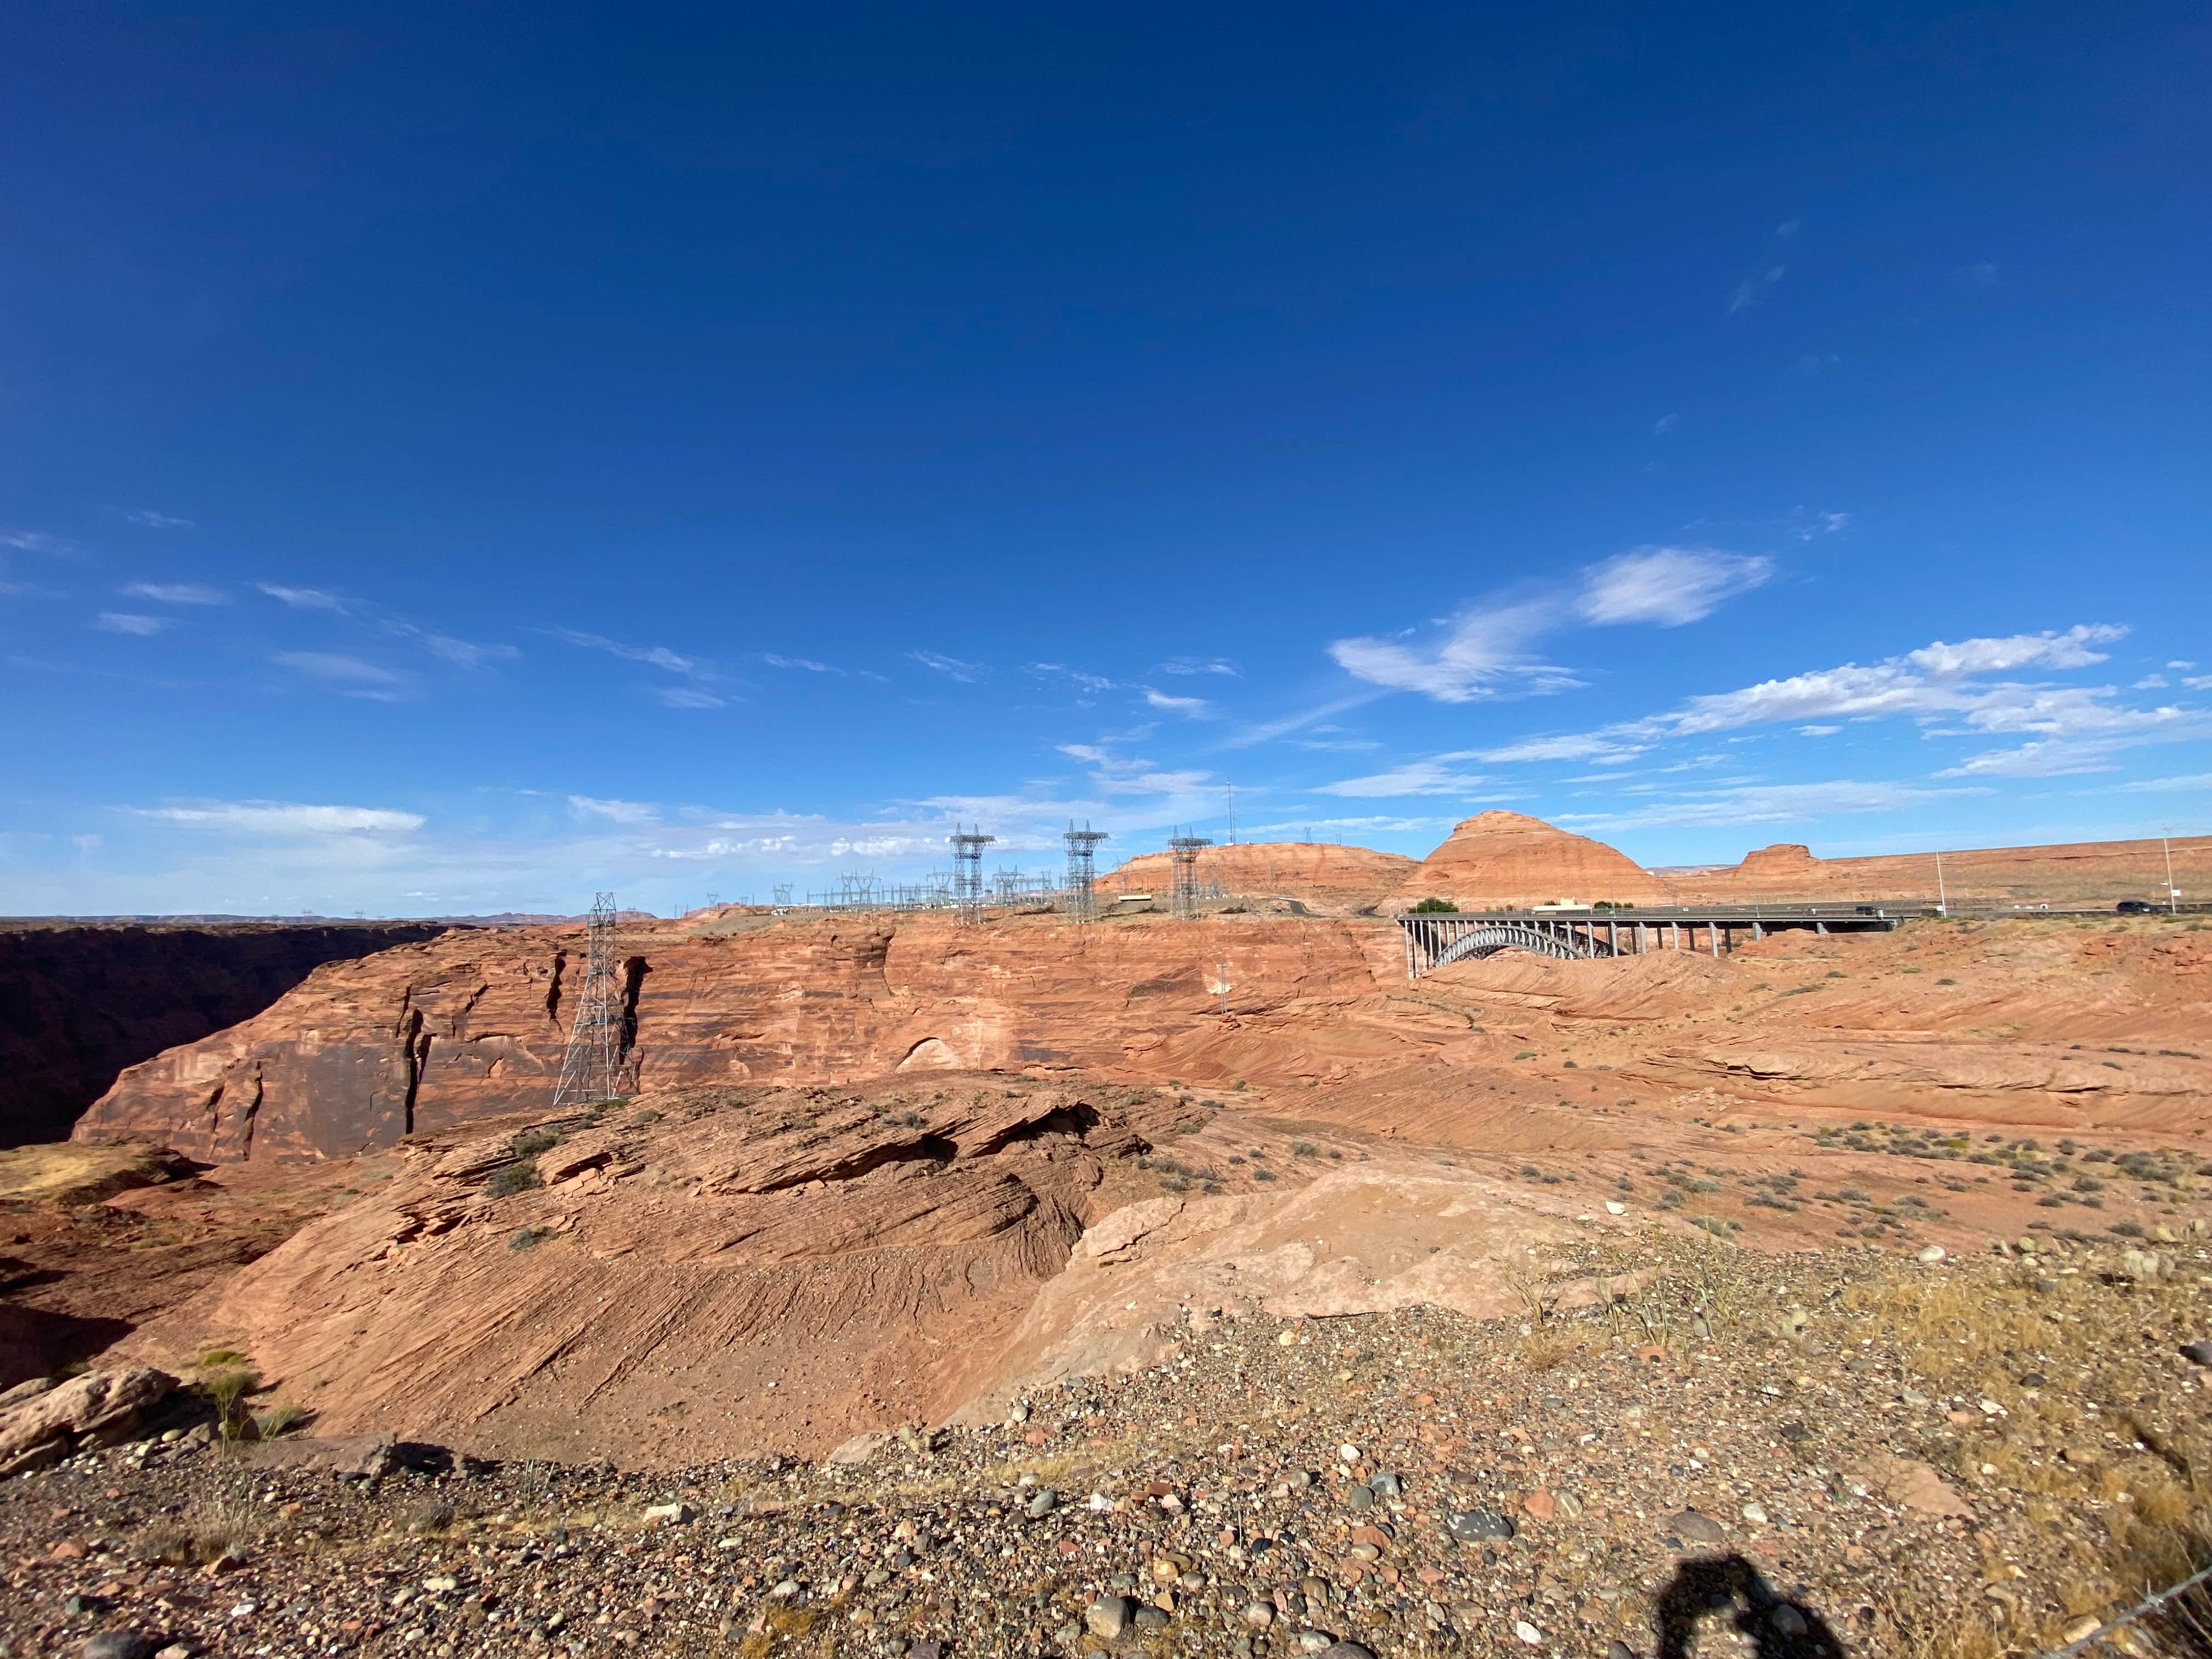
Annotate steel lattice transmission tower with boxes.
[950,826,996,926]
[1168,830,1214,919]
[1064,820,1110,923]
[552,892,622,1107]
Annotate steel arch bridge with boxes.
[1399,914,1615,976]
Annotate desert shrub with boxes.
[404,1498,456,1534]
[509,1227,552,1251]
[199,1365,261,1442]
[511,1126,564,1157]
[1409,898,1458,913]
[487,1161,540,1199]
[252,1403,309,1438]
[1291,1141,1319,1159]
[1253,1167,1277,1182]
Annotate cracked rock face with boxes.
[72,912,1382,1161]
[115,1076,1184,1466]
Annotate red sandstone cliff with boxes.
[72,912,1386,1161]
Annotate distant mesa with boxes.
[1392,811,1672,912]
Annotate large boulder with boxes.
[0,1367,177,1476]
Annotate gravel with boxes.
[5,1233,2208,1658]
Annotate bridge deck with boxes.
[1392,908,1902,979]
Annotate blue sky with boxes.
[3,3,2207,916]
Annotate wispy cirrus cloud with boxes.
[255,583,349,612]
[1329,594,1579,704]
[2,528,78,556]
[120,582,229,605]
[121,509,194,529]
[1577,548,1772,627]
[1142,687,1215,718]
[538,627,731,708]
[96,612,168,635]
[764,653,842,674]
[910,649,984,682]
[568,795,659,825]
[1556,777,1979,832]
[1316,755,1491,798]
[1728,218,1800,314]
[138,799,425,834]
[1158,657,1240,678]
[273,651,406,701]
[1330,545,1782,706]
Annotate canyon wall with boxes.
[72,911,1386,1161]
[0,922,447,1148]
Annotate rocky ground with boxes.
[8,1232,2210,1659]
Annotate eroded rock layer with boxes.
[122,1075,1189,1464]
[0,922,445,1148]
[74,913,1386,1161]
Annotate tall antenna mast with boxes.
[552,892,621,1107]
[1226,782,1236,847]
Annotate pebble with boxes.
[1338,1443,1361,1463]
[1447,1509,1516,1543]
[1608,1643,1637,1659]
[641,1502,693,1526]
[1770,1604,1809,1637]
[1243,1600,1278,1629]
[1741,1502,1769,1525]
[1026,1487,1058,1517]
[80,1635,157,1659]
[2181,1341,2212,1367]
[1086,1595,1134,1640]
[1515,1619,1546,1644]
[1916,1244,1946,1264]
[1668,1509,1728,1545]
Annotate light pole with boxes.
[1935,852,1948,918]
[2165,834,2180,915]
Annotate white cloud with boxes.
[1653,413,1680,436]
[1143,687,1214,717]
[2170,661,2197,671]
[411,631,517,670]
[1329,595,1578,703]
[275,651,403,685]
[2,529,76,555]
[1558,778,1980,832]
[568,795,659,825]
[140,800,425,834]
[1475,733,1644,765]
[122,510,194,529]
[651,686,725,709]
[1056,742,1214,798]
[1903,624,2122,676]
[2106,773,2212,793]
[764,653,841,674]
[1729,264,1786,313]
[2136,675,2170,690]
[1578,547,1773,628]
[1798,725,1841,736]
[255,583,349,611]
[543,628,699,676]
[120,582,228,605]
[96,612,168,635]
[1475,623,2193,778]
[1317,757,1491,798]
[1157,657,1240,677]
[909,650,983,682]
